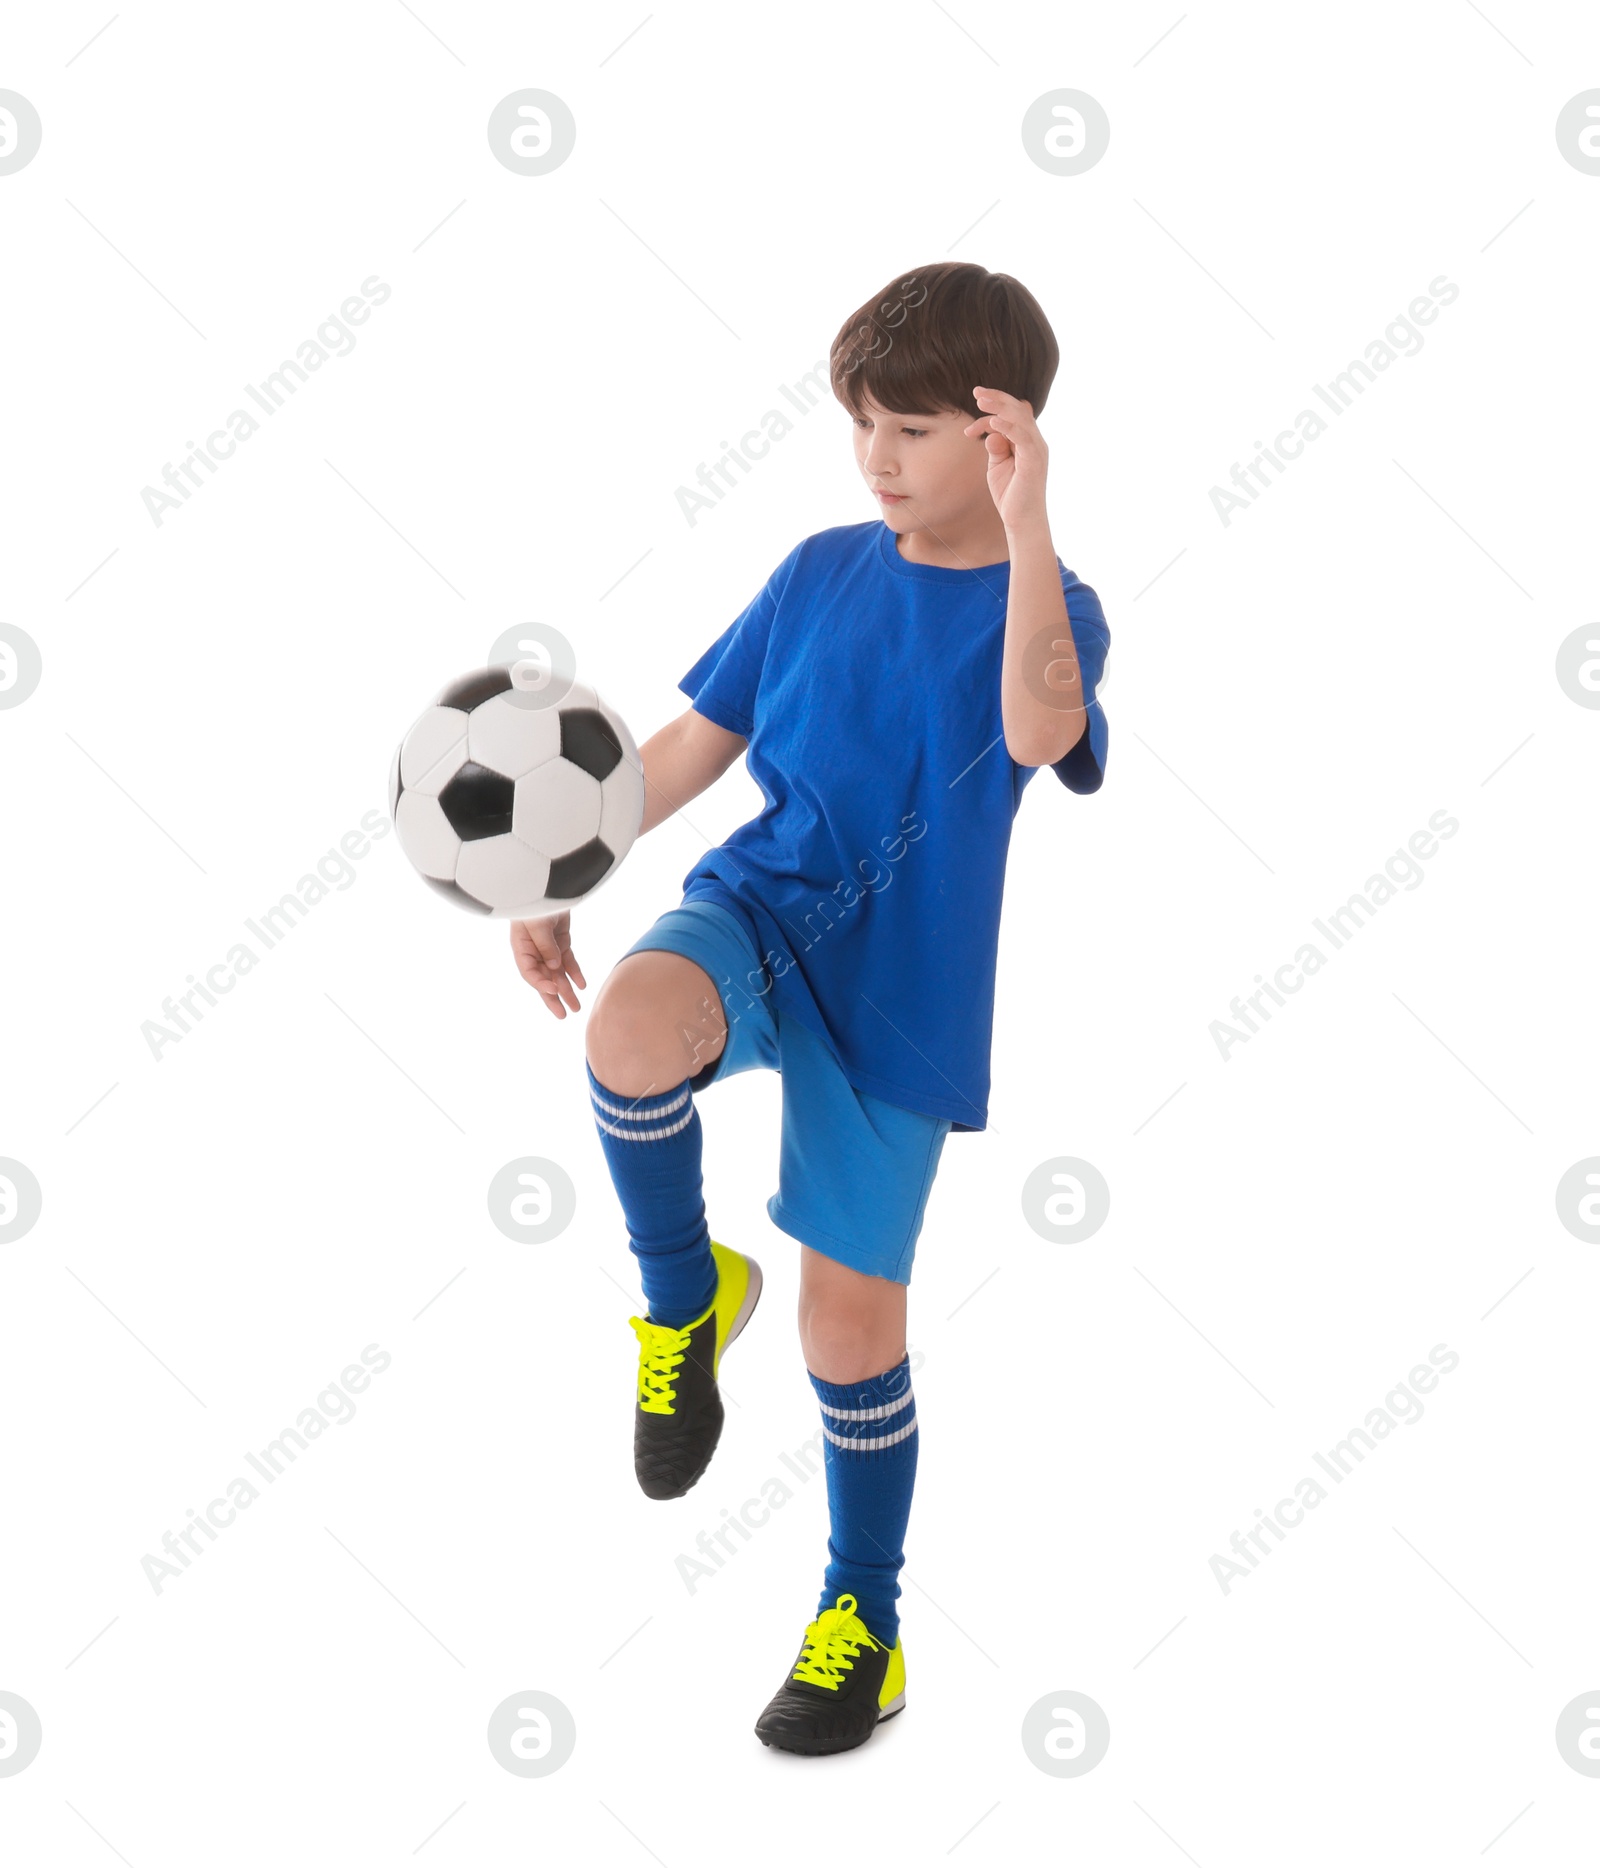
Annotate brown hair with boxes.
[829,262,1060,422]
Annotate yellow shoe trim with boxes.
[879,1634,905,1710]
[707,1240,754,1378]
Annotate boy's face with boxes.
[849,392,994,540]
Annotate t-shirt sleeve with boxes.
[678,540,805,738]
[1050,572,1110,794]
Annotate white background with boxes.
[3,1,1598,1861]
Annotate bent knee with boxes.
[584,996,674,1096]
[586,953,725,1095]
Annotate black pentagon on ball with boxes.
[437,761,515,840]
[559,707,623,782]
[433,665,513,712]
[423,875,491,914]
[545,837,616,899]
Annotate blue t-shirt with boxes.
[677,519,1109,1132]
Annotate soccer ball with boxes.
[390,667,644,917]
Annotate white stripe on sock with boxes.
[818,1391,914,1422]
[592,1104,696,1141]
[590,1082,690,1122]
[821,1412,917,1451]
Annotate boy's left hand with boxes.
[966,386,1048,533]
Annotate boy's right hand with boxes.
[510,912,586,1018]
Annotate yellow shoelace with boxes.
[790,1594,884,1690]
[630,1315,691,1415]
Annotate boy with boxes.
[510,261,1109,1755]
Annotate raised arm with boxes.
[637,705,748,835]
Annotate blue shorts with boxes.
[621,900,951,1284]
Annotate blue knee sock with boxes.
[587,1062,717,1327]
[808,1354,918,1648]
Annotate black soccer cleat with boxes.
[628,1241,761,1500]
[754,1593,906,1756]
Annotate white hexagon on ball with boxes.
[400,707,470,797]
[598,758,645,854]
[513,759,603,857]
[394,792,459,880]
[455,833,552,913]
[467,691,564,780]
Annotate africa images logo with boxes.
[1210,810,1458,1060]
[1208,277,1460,526]
[141,809,390,1061]
[139,277,392,526]
[1209,1345,1460,1594]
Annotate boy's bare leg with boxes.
[798,1245,906,1383]
[585,949,729,1094]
